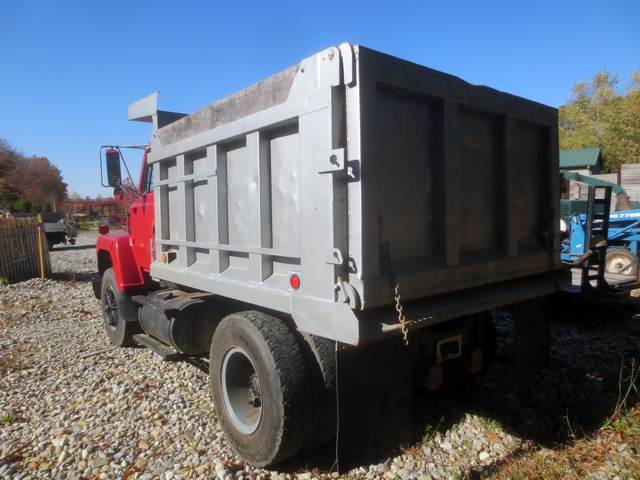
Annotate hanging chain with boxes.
[377,209,411,345]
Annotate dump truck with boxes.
[95,44,568,469]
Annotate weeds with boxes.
[420,416,445,446]
[0,413,15,424]
[0,344,28,371]
[603,359,640,432]
[0,358,28,372]
[490,361,640,479]
[0,277,9,286]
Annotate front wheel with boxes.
[100,268,141,347]
[605,248,638,276]
[210,311,312,467]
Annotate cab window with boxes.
[141,163,154,194]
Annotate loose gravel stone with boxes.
[1,229,640,479]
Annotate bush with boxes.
[12,198,31,213]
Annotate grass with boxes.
[0,353,28,372]
[489,405,640,479]
[419,416,445,446]
[604,359,640,430]
[0,277,9,286]
[0,362,27,372]
[484,362,640,479]
[409,357,640,479]
[0,413,16,424]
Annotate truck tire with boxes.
[300,333,337,448]
[605,248,638,276]
[101,268,141,347]
[210,311,312,467]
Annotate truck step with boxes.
[133,334,182,361]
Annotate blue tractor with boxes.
[561,172,640,278]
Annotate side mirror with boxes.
[106,149,122,188]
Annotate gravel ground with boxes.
[1,229,640,479]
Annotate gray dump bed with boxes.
[143,44,566,345]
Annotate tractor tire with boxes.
[100,268,141,347]
[605,248,638,276]
[210,311,312,467]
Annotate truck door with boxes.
[128,149,155,273]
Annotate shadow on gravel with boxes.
[50,244,95,252]
[414,292,640,477]
[49,272,99,283]
[278,293,640,475]
[183,355,210,375]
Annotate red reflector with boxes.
[290,274,301,290]
[98,225,109,235]
[427,364,443,392]
[470,349,483,374]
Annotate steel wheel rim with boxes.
[104,286,119,328]
[220,346,262,434]
[607,254,631,274]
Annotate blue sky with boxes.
[1,0,638,199]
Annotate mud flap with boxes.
[92,279,102,299]
[513,296,551,381]
[336,335,415,472]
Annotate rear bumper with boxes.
[356,268,571,345]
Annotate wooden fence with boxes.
[0,218,51,283]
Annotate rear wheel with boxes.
[605,248,638,276]
[301,333,337,447]
[210,311,312,467]
[100,268,141,347]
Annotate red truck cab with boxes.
[95,147,155,292]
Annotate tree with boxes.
[114,176,140,213]
[559,69,640,172]
[0,140,21,210]
[13,197,31,213]
[0,139,70,212]
[68,190,83,201]
[611,71,640,166]
[0,178,21,210]
[7,155,68,206]
[0,139,17,178]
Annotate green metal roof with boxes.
[559,148,602,170]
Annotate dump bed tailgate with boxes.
[348,46,561,308]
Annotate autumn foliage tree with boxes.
[559,70,640,172]
[0,139,16,178]
[0,139,68,212]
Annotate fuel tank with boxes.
[138,289,218,355]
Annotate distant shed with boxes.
[592,164,640,206]
[560,148,603,175]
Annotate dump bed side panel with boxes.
[350,46,561,308]
[146,47,356,343]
